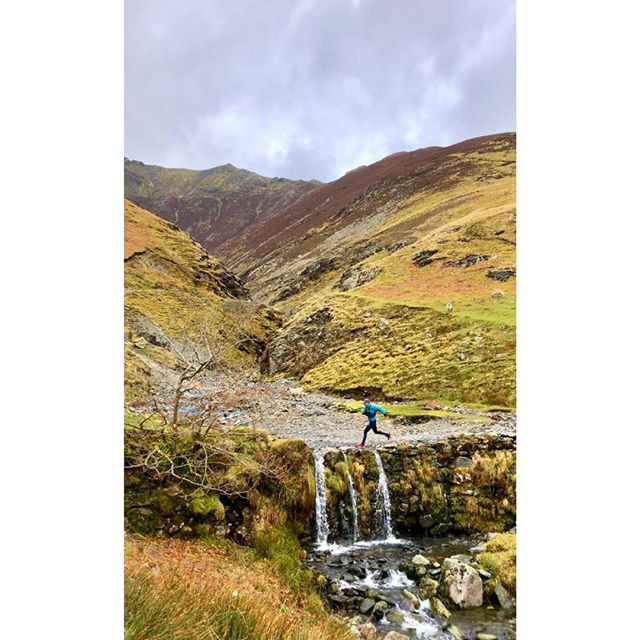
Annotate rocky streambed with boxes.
[307,535,515,640]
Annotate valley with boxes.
[124,133,517,640]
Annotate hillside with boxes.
[124,133,516,408]
[124,160,320,253]
[124,199,277,399]
[231,133,517,407]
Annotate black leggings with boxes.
[361,421,389,445]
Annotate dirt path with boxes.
[131,375,516,449]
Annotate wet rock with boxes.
[448,624,465,640]
[359,598,376,615]
[386,610,405,624]
[401,589,420,609]
[418,576,439,598]
[372,600,390,619]
[430,597,451,620]
[440,558,483,609]
[430,522,452,536]
[411,554,430,566]
[493,580,514,610]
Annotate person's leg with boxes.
[371,422,391,440]
[360,423,373,446]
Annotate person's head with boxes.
[363,398,370,406]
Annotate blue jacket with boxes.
[361,403,387,422]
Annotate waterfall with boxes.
[373,451,396,541]
[313,450,330,546]
[342,451,360,543]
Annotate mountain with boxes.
[124,160,321,253]
[124,199,277,398]
[230,133,517,407]
[125,133,516,407]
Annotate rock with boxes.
[445,254,489,268]
[477,569,492,580]
[430,597,451,620]
[469,545,486,553]
[419,514,435,530]
[486,268,516,282]
[372,600,390,619]
[413,249,439,267]
[454,456,473,468]
[440,558,483,609]
[491,289,505,298]
[348,624,362,638]
[448,625,465,640]
[359,598,376,614]
[411,554,430,566]
[401,589,420,609]
[382,632,411,640]
[418,576,439,598]
[386,610,405,624]
[430,522,452,536]
[289,387,305,396]
[377,318,389,330]
[359,622,378,640]
[477,634,498,640]
[336,265,382,291]
[494,579,514,610]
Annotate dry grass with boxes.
[125,535,353,640]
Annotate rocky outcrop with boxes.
[486,268,516,282]
[335,265,382,291]
[444,254,490,268]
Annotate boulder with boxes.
[448,625,465,640]
[440,558,483,609]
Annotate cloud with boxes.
[125,0,515,181]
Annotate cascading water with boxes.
[342,451,360,543]
[313,450,330,547]
[373,450,396,541]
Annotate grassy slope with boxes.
[124,199,276,399]
[259,136,516,406]
[125,535,351,640]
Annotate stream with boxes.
[308,449,516,640]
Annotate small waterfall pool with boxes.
[311,449,515,640]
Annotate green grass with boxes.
[333,399,494,422]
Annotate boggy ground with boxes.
[129,373,516,450]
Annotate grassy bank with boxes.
[125,535,352,640]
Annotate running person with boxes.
[357,398,391,448]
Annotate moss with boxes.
[479,533,516,595]
[190,493,225,520]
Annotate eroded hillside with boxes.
[124,199,278,399]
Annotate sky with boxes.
[125,0,515,182]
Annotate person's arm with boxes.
[371,403,387,416]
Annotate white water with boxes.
[374,450,397,541]
[342,451,360,543]
[313,450,330,547]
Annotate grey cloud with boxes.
[126,0,515,181]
